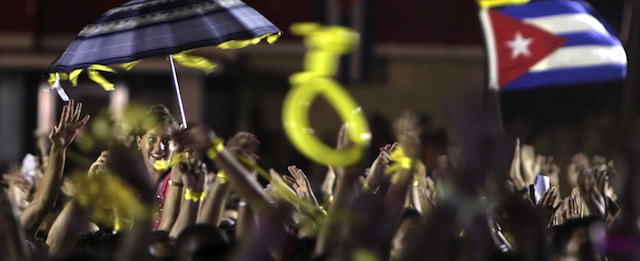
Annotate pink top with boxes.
[153,172,172,230]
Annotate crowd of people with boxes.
[0,99,638,261]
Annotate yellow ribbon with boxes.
[153,152,186,172]
[184,188,207,202]
[51,65,117,91]
[478,0,529,8]
[87,65,117,90]
[216,171,228,184]
[237,156,326,223]
[68,69,83,86]
[385,146,415,184]
[72,172,148,231]
[48,72,68,86]
[171,51,217,74]
[206,138,225,160]
[218,33,281,49]
[120,61,140,71]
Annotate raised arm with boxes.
[0,184,29,260]
[384,111,421,218]
[169,159,207,238]
[172,124,288,257]
[314,124,364,255]
[20,100,89,236]
[198,131,259,226]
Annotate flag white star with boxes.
[506,31,533,59]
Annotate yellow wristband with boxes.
[206,138,225,160]
[184,188,206,202]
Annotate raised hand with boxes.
[567,153,589,188]
[541,157,561,194]
[266,169,296,202]
[364,143,395,193]
[336,123,354,150]
[509,139,526,190]
[415,185,436,216]
[561,194,583,221]
[172,123,215,152]
[520,145,542,186]
[21,100,90,236]
[536,187,559,226]
[49,99,90,149]
[392,111,421,159]
[284,165,320,207]
[226,131,260,163]
[88,151,109,176]
[179,157,207,193]
[4,163,32,211]
[578,170,606,219]
[320,167,336,201]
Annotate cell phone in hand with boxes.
[534,175,550,203]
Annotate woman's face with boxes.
[137,123,176,174]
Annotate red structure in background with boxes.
[0,0,483,45]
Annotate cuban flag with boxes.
[479,0,627,90]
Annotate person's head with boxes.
[550,217,606,261]
[64,230,122,261]
[135,104,180,177]
[174,224,230,261]
[149,230,174,260]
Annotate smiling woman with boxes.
[135,104,180,229]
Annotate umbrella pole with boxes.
[169,54,188,128]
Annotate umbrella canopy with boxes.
[50,0,281,72]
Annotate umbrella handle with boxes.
[169,55,188,128]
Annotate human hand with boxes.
[509,139,526,190]
[172,123,215,152]
[3,164,31,211]
[364,143,395,192]
[414,161,428,187]
[392,111,421,159]
[284,165,320,207]
[179,157,207,193]
[561,194,583,221]
[333,124,362,177]
[520,145,541,186]
[266,169,295,202]
[603,161,618,201]
[536,187,559,225]
[49,99,90,149]
[336,123,353,150]
[226,131,260,162]
[541,158,561,193]
[320,167,336,200]
[567,153,589,188]
[416,183,436,215]
[578,170,606,219]
[88,151,109,176]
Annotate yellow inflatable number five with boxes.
[282,23,371,167]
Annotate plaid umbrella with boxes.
[49,0,280,125]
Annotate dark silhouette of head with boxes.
[174,224,230,261]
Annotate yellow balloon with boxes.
[283,73,371,167]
